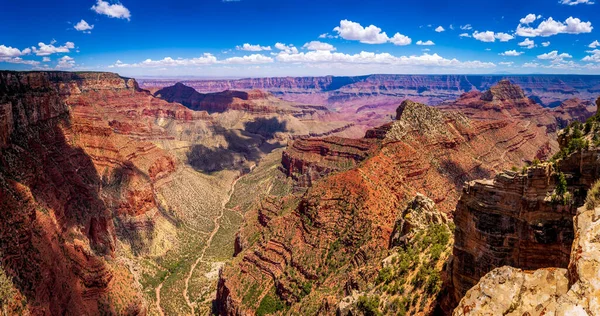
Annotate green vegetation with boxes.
[586,179,600,210]
[256,292,286,316]
[357,295,382,316]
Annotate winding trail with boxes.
[156,282,166,316]
[182,172,247,315]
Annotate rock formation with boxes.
[214,96,562,315]
[154,82,325,115]
[449,99,600,314]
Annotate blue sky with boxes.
[1,0,600,77]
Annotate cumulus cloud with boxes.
[92,0,131,20]
[435,26,445,32]
[389,33,411,46]
[459,33,471,38]
[499,61,514,66]
[519,14,539,25]
[518,38,535,49]
[302,41,336,51]
[236,43,271,51]
[42,57,51,62]
[560,0,594,5]
[537,50,572,62]
[516,16,593,37]
[0,57,39,66]
[74,19,94,33]
[495,32,514,42]
[472,31,496,42]
[32,41,75,56]
[460,24,473,30]
[589,40,600,48]
[583,49,600,62]
[275,43,298,54]
[333,19,411,45]
[499,50,523,56]
[416,40,435,46]
[0,45,30,58]
[542,41,551,47]
[56,56,75,69]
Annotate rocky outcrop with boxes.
[447,99,600,313]
[154,82,315,114]
[552,98,596,128]
[281,136,378,187]
[445,164,582,309]
[454,202,600,315]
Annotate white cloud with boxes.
[416,40,435,46]
[275,43,298,54]
[472,31,496,42]
[334,19,388,44]
[236,43,271,51]
[222,54,273,64]
[589,40,600,48]
[56,56,75,69]
[389,33,411,46]
[74,19,94,33]
[32,41,75,56]
[302,41,336,51]
[42,57,50,62]
[274,50,495,69]
[542,41,551,47]
[495,32,514,42]
[110,53,274,68]
[0,45,30,58]
[518,38,535,49]
[499,50,524,56]
[333,19,411,45]
[516,16,593,37]
[459,33,471,38]
[560,0,594,5]
[499,61,514,66]
[318,33,337,39]
[523,62,540,68]
[537,50,573,62]
[460,24,473,30]
[449,24,454,30]
[583,49,600,62]
[0,57,39,66]
[519,14,538,25]
[435,26,445,32]
[92,0,131,20]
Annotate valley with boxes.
[0,70,599,316]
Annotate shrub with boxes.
[586,180,600,210]
[357,295,382,316]
[256,294,286,316]
[556,173,567,196]
[532,158,541,166]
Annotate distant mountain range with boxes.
[139,74,600,109]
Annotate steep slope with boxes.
[214,96,563,315]
[448,98,600,314]
[0,71,153,315]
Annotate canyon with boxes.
[1,71,599,316]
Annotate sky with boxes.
[1,0,600,77]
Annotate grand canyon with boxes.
[4,0,600,315]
